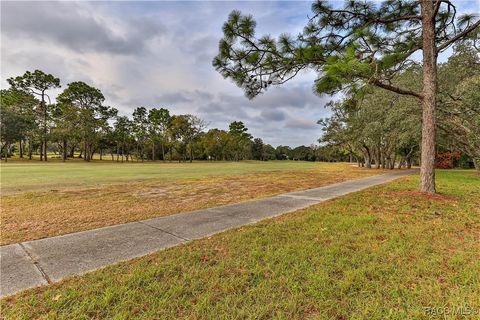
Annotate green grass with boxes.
[2,170,479,319]
[0,160,325,194]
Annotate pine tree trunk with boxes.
[84,141,89,161]
[41,91,48,162]
[19,140,23,158]
[420,0,437,193]
[44,140,48,161]
[28,140,33,160]
[189,141,193,163]
[62,138,67,162]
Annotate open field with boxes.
[0,161,386,244]
[1,160,329,194]
[1,170,478,319]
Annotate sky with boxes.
[1,1,479,147]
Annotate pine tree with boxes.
[213,0,480,193]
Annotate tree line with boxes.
[1,72,335,163]
[318,45,480,171]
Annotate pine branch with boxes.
[372,79,423,99]
[437,19,480,52]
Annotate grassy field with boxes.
[0,161,385,244]
[1,160,325,194]
[2,170,478,319]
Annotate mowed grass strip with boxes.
[1,160,336,195]
[2,170,478,319]
[1,162,383,245]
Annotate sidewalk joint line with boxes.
[18,243,52,284]
[278,194,326,201]
[137,221,190,242]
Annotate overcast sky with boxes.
[1,1,479,147]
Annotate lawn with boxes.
[0,160,325,194]
[2,170,479,319]
[0,161,384,244]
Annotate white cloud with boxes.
[1,1,330,146]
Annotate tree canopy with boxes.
[214,0,480,192]
[214,1,478,99]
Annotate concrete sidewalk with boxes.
[0,169,416,297]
